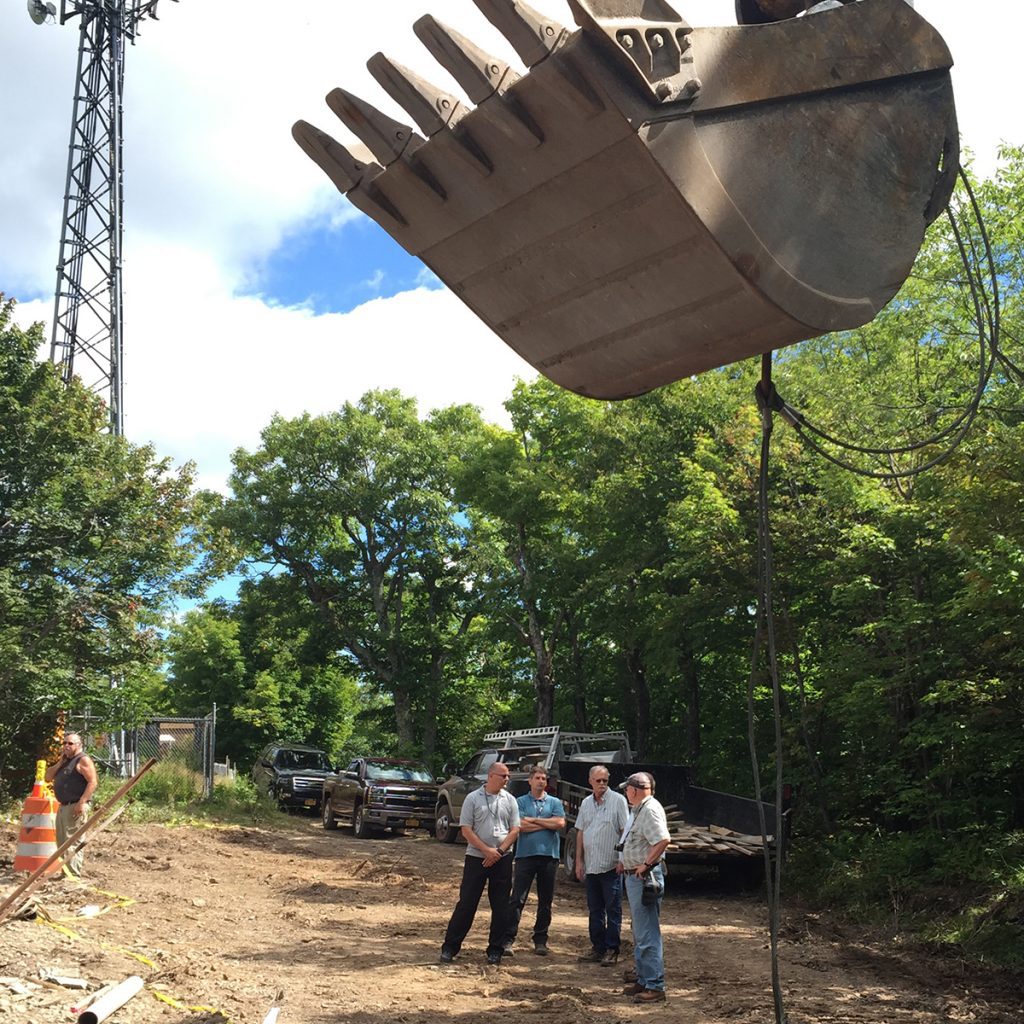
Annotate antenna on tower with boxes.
[27,1,56,25]
[41,0,180,436]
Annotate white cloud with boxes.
[360,269,386,292]
[2,0,1020,495]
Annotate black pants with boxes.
[504,855,558,947]
[442,854,513,957]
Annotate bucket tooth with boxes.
[291,120,382,194]
[367,53,468,137]
[472,0,570,67]
[292,121,406,230]
[414,15,520,105]
[325,87,424,167]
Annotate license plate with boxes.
[304,799,316,806]
[406,818,420,828]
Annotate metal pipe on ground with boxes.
[76,975,144,1024]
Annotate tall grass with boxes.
[93,761,284,826]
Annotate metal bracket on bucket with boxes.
[568,0,700,103]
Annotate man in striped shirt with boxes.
[574,764,629,965]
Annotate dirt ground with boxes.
[0,815,1020,1024]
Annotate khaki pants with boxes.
[56,803,87,876]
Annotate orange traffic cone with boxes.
[13,760,60,876]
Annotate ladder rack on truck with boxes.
[482,727,634,772]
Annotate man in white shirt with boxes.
[440,762,521,965]
[619,771,671,1003]
[574,764,629,965]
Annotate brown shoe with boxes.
[577,947,603,963]
[600,948,619,967]
[634,989,667,1003]
[623,967,638,983]
[623,983,645,996]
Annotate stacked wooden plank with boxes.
[662,806,771,858]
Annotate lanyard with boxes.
[619,798,649,846]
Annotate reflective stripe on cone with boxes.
[13,777,60,875]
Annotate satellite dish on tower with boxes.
[27,0,56,26]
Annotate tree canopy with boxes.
[0,297,203,788]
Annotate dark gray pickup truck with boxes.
[322,757,438,839]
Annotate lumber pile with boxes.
[662,806,771,858]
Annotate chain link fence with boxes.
[68,709,217,797]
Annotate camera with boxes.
[641,873,661,906]
[613,841,625,852]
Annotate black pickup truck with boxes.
[322,757,438,838]
[251,742,333,811]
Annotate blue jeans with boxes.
[585,869,623,951]
[624,865,665,991]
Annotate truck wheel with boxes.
[562,828,580,882]
[353,804,374,839]
[322,796,338,831]
[434,803,457,844]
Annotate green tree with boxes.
[214,390,483,758]
[0,297,201,793]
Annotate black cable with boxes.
[740,168,1014,1024]
[773,169,1007,481]
[747,352,787,1024]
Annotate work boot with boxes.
[600,948,619,967]
[534,943,550,956]
[623,983,645,996]
[577,947,603,963]
[623,966,638,983]
[634,990,667,1003]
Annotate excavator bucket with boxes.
[293,0,957,400]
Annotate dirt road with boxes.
[0,816,1019,1023]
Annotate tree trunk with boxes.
[535,651,555,727]
[677,642,701,768]
[570,626,590,732]
[393,689,414,750]
[627,645,651,759]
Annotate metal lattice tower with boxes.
[38,0,178,435]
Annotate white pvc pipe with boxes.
[70,982,115,1015]
[77,975,144,1024]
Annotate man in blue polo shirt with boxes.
[502,766,566,957]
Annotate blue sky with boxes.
[254,214,443,315]
[0,0,1018,507]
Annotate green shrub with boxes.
[788,827,1024,965]
[93,762,283,826]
